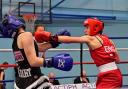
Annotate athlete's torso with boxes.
[12,32,43,88]
[89,35,118,66]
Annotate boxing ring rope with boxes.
[1,47,128,52]
[1,73,128,82]
[1,61,128,68]
[0,64,17,67]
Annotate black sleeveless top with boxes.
[12,32,43,88]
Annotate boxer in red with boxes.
[35,18,122,89]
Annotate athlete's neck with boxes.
[18,28,25,34]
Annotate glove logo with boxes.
[58,59,65,68]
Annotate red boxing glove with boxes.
[34,31,51,43]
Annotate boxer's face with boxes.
[84,26,90,35]
[36,26,45,32]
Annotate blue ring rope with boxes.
[0,74,128,83]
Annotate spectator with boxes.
[0,62,8,89]
[48,72,60,85]
[74,70,90,84]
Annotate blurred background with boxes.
[0,0,128,88]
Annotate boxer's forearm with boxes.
[38,42,52,52]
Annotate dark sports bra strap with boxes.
[95,36,103,46]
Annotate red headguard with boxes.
[83,18,104,36]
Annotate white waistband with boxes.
[98,62,118,73]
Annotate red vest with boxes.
[89,35,118,66]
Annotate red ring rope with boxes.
[0,64,17,67]
[73,61,128,65]
[0,61,128,67]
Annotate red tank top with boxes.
[89,35,118,67]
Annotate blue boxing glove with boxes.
[44,53,73,71]
[55,29,71,36]
[49,29,71,48]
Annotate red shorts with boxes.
[96,69,122,89]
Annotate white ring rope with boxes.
[0,48,128,52]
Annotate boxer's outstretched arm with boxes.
[58,35,91,43]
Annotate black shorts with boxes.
[14,75,51,89]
